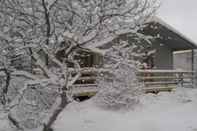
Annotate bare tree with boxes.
[0,0,159,130]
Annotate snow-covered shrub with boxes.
[95,42,144,110]
[0,75,59,129]
[95,64,142,110]
[9,81,59,129]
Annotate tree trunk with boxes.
[43,92,70,131]
[0,68,11,105]
[8,114,23,131]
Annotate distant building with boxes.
[82,17,197,71]
[140,17,197,70]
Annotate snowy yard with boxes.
[2,0,196,131]
[54,88,197,131]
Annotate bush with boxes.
[95,63,143,110]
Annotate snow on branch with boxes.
[0,0,159,130]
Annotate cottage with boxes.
[70,17,197,96]
[141,17,197,70]
[79,17,197,70]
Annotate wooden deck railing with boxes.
[137,69,194,93]
[70,68,195,95]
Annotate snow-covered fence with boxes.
[69,68,195,95]
[68,68,100,96]
[138,69,194,92]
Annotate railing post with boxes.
[176,72,183,87]
[193,72,197,88]
[193,49,197,88]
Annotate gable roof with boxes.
[142,17,197,51]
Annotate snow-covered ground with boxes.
[0,88,196,131]
[54,88,197,131]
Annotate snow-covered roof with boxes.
[97,16,197,51]
[148,16,197,50]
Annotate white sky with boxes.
[158,0,197,43]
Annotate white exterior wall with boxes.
[173,50,193,71]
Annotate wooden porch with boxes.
[70,68,194,97]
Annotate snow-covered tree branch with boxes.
[0,0,159,130]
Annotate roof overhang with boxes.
[141,17,197,51]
